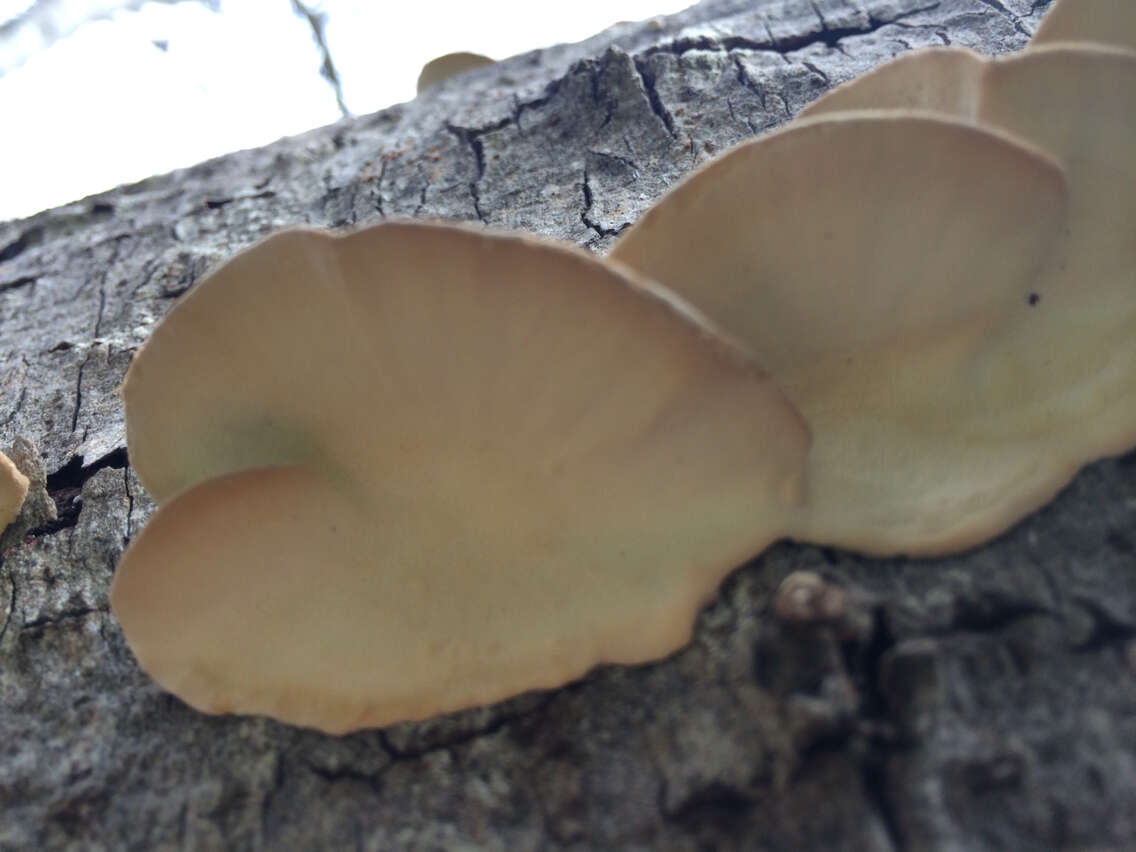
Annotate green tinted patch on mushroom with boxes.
[609,113,1074,556]
[113,222,808,733]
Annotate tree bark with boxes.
[4,1,1134,849]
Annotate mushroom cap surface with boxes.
[417,51,494,92]
[796,47,988,121]
[1031,0,1136,52]
[0,451,29,531]
[113,221,809,733]
[609,113,1072,555]
[802,45,1136,495]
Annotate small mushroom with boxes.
[1031,0,1136,52]
[112,221,809,733]
[609,112,1074,555]
[0,450,29,532]
[416,51,495,93]
[0,437,56,549]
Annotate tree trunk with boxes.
[4,1,1134,848]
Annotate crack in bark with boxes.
[580,171,624,239]
[971,0,1031,37]
[374,158,388,217]
[725,95,759,135]
[513,87,555,133]
[1,356,29,429]
[632,56,677,138]
[0,575,15,647]
[934,597,1054,636]
[70,350,92,434]
[444,119,511,224]
[0,226,42,263]
[808,0,829,33]
[733,55,768,111]
[762,19,778,47]
[303,760,385,794]
[122,467,135,546]
[801,60,830,87]
[29,448,129,538]
[0,275,36,294]
[468,180,487,224]
[585,61,618,130]
[732,58,800,123]
[782,2,943,50]
[412,174,429,218]
[436,51,655,225]
[644,2,942,60]
[842,608,907,851]
[22,605,105,632]
[203,190,276,211]
[860,747,906,851]
[93,287,107,339]
[257,754,287,843]
[376,692,557,763]
[511,94,527,135]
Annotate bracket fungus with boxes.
[1030,0,1136,53]
[797,44,1136,533]
[112,221,808,733]
[798,45,1136,127]
[0,450,29,531]
[110,0,1136,730]
[416,51,495,93]
[609,112,1078,556]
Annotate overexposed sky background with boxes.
[0,0,690,222]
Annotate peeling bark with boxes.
[4,1,1135,849]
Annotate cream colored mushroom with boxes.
[417,51,495,93]
[112,221,808,733]
[609,112,1075,556]
[0,450,29,531]
[796,47,988,120]
[798,44,1136,126]
[798,44,1136,538]
[1031,0,1136,52]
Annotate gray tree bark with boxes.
[3,0,1134,849]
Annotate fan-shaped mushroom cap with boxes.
[799,45,1135,132]
[797,48,988,121]
[417,51,494,92]
[0,451,29,531]
[1031,0,1136,52]
[609,113,1073,555]
[801,45,1136,495]
[113,221,809,733]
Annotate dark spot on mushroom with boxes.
[1028,292,1040,306]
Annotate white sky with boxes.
[0,0,690,222]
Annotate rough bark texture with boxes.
[3,0,1134,849]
